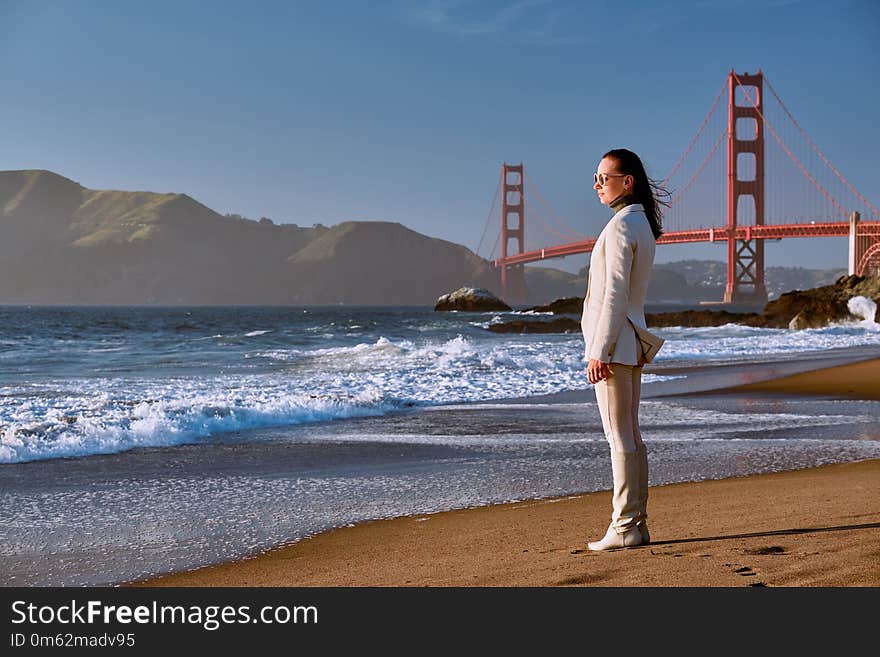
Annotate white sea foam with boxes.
[2,312,880,464]
[0,332,584,463]
[654,320,880,361]
[848,295,878,325]
[0,383,397,463]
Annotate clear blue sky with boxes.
[2,0,878,273]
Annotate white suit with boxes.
[581,203,663,366]
[581,202,664,549]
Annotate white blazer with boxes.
[581,203,664,365]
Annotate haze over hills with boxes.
[0,170,847,306]
[652,260,848,301]
[0,170,499,305]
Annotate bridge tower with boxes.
[724,70,768,305]
[500,162,530,305]
[850,211,880,277]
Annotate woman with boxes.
[581,148,667,551]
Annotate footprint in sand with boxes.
[724,562,759,579]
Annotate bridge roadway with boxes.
[494,221,880,267]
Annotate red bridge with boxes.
[479,70,880,306]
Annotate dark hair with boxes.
[602,148,669,240]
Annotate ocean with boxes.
[1,303,879,585]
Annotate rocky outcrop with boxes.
[744,275,880,328]
[524,297,583,314]
[486,275,880,332]
[486,317,580,333]
[435,286,512,312]
[788,311,811,330]
[644,309,760,327]
[518,297,761,328]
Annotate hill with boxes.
[0,170,497,305]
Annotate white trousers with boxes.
[594,363,649,534]
[594,363,644,454]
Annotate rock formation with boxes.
[486,275,880,332]
[435,286,512,312]
[486,317,580,333]
[747,275,880,329]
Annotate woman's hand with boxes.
[586,358,611,384]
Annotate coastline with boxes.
[132,356,880,587]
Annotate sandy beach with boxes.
[722,356,880,401]
[133,357,880,588]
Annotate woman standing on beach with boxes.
[582,148,667,551]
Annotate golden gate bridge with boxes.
[477,70,880,306]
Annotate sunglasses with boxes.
[593,172,627,186]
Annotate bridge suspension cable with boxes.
[523,169,587,241]
[526,207,582,246]
[734,72,847,218]
[489,221,501,261]
[668,128,727,207]
[662,79,727,185]
[765,74,880,220]
[491,70,880,291]
[475,169,502,259]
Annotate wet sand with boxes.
[133,357,880,587]
[722,357,880,400]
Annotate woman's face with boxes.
[593,157,633,206]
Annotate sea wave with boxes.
[0,385,402,464]
[2,308,880,464]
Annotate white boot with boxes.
[636,444,650,544]
[588,451,643,551]
[587,522,641,551]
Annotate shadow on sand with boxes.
[649,521,880,546]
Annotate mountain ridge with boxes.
[0,169,499,305]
